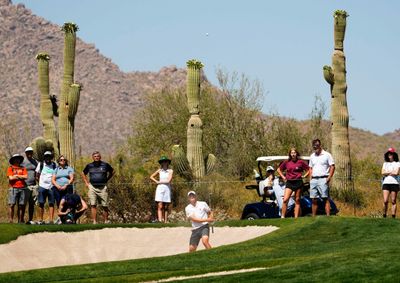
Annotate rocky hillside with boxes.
[0,0,187,155]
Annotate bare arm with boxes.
[77,198,88,213]
[327,165,335,183]
[277,167,286,182]
[81,172,90,187]
[150,169,160,184]
[58,200,68,216]
[52,175,60,189]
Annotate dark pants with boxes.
[53,185,74,207]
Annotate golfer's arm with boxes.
[189,216,211,223]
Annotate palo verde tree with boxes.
[323,10,353,194]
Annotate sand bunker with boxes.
[0,226,278,273]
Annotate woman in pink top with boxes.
[277,148,310,218]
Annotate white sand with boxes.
[0,226,278,273]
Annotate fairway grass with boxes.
[0,217,399,282]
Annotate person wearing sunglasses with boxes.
[52,155,74,208]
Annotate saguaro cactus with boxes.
[36,52,59,156]
[33,22,81,166]
[172,60,216,181]
[323,10,353,193]
[58,22,79,166]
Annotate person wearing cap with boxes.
[258,166,275,201]
[6,154,28,223]
[81,151,114,224]
[309,139,335,217]
[150,156,173,223]
[381,147,400,218]
[36,151,57,224]
[22,146,39,224]
[185,191,214,252]
[277,147,310,218]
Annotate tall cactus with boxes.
[59,22,79,166]
[33,22,81,166]
[323,10,353,193]
[172,59,216,181]
[36,52,59,156]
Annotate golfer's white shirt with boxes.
[185,201,210,229]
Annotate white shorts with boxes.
[155,185,171,203]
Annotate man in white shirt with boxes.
[185,191,214,252]
[309,139,335,216]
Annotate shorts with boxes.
[382,184,400,192]
[26,185,39,205]
[285,179,304,191]
[155,185,171,203]
[88,184,109,207]
[310,178,329,198]
[189,224,210,246]
[38,186,55,205]
[8,188,27,205]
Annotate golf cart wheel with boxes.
[244,213,260,220]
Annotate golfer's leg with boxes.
[189,245,197,252]
[201,235,212,249]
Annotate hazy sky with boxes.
[15,0,400,135]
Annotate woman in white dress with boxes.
[150,156,173,222]
[381,147,400,218]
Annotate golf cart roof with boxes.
[256,156,310,162]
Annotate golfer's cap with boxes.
[25,146,34,152]
[266,166,275,172]
[44,151,53,156]
[187,191,196,196]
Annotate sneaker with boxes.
[37,220,45,225]
[54,218,62,225]
[26,220,36,225]
[66,219,73,224]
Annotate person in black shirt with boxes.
[57,193,88,224]
[81,151,114,224]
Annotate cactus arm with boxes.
[172,145,192,180]
[67,83,81,119]
[323,65,334,85]
[187,114,205,179]
[36,52,59,156]
[205,153,217,175]
[30,137,48,162]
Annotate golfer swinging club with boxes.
[185,191,214,252]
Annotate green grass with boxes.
[0,217,399,282]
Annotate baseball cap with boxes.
[44,151,53,156]
[266,166,275,172]
[187,191,196,196]
[25,146,34,152]
[387,147,396,153]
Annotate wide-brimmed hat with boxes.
[158,156,171,164]
[384,147,399,161]
[9,154,24,165]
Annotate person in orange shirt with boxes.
[7,154,28,223]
